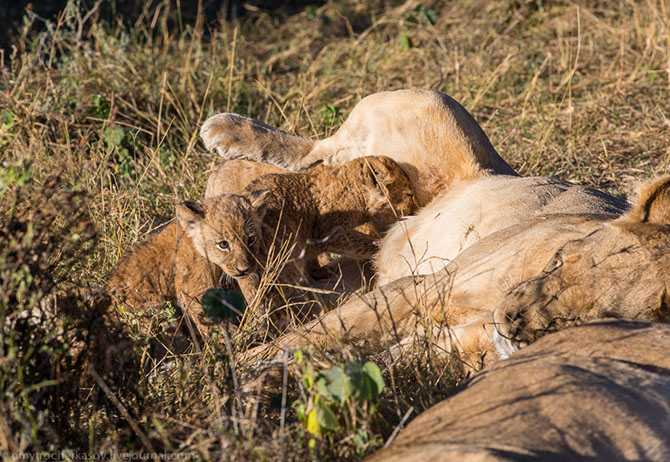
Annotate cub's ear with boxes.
[249,189,270,208]
[248,189,271,220]
[627,176,670,224]
[176,201,206,236]
[362,156,397,187]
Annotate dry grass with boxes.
[1,0,669,459]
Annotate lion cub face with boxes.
[176,192,268,279]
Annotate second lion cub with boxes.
[177,156,416,309]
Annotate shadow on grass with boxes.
[0,0,327,53]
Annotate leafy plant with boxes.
[406,5,438,26]
[201,288,245,323]
[158,145,176,168]
[293,350,386,454]
[104,126,135,179]
[0,110,17,148]
[320,104,340,126]
[399,32,412,50]
[89,94,111,119]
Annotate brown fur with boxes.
[201,89,517,206]
[368,320,670,462]
[242,177,670,371]
[627,175,670,224]
[107,222,223,336]
[177,156,417,314]
[108,160,286,337]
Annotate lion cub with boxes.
[109,156,415,337]
[107,221,225,336]
[107,160,286,338]
[177,156,417,308]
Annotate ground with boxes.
[1,0,669,459]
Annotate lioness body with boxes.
[368,320,670,462]
[243,178,670,369]
[201,89,517,205]
[375,175,627,285]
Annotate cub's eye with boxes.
[216,241,230,251]
[247,235,256,246]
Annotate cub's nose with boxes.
[234,265,254,277]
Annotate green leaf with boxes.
[201,289,245,322]
[293,400,307,423]
[323,366,349,405]
[353,427,369,449]
[159,146,176,168]
[320,104,340,125]
[0,109,16,129]
[345,361,375,401]
[90,94,110,118]
[302,369,314,391]
[316,377,334,402]
[315,396,339,431]
[294,349,304,365]
[424,8,438,25]
[104,126,125,148]
[342,361,385,401]
[399,33,412,50]
[362,361,386,397]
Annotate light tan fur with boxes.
[493,176,670,356]
[177,156,417,314]
[242,177,670,370]
[204,159,288,200]
[375,175,628,285]
[368,320,670,462]
[200,89,517,206]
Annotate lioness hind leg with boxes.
[387,316,496,372]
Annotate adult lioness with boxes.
[367,320,670,462]
[201,90,629,287]
[241,177,670,369]
[375,174,627,285]
[201,89,517,206]
[493,175,670,357]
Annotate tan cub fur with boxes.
[109,157,415,335]
[177,156,417,308]
[205,159,288,200]
[108,160,285,337]
[107,221,223,336]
